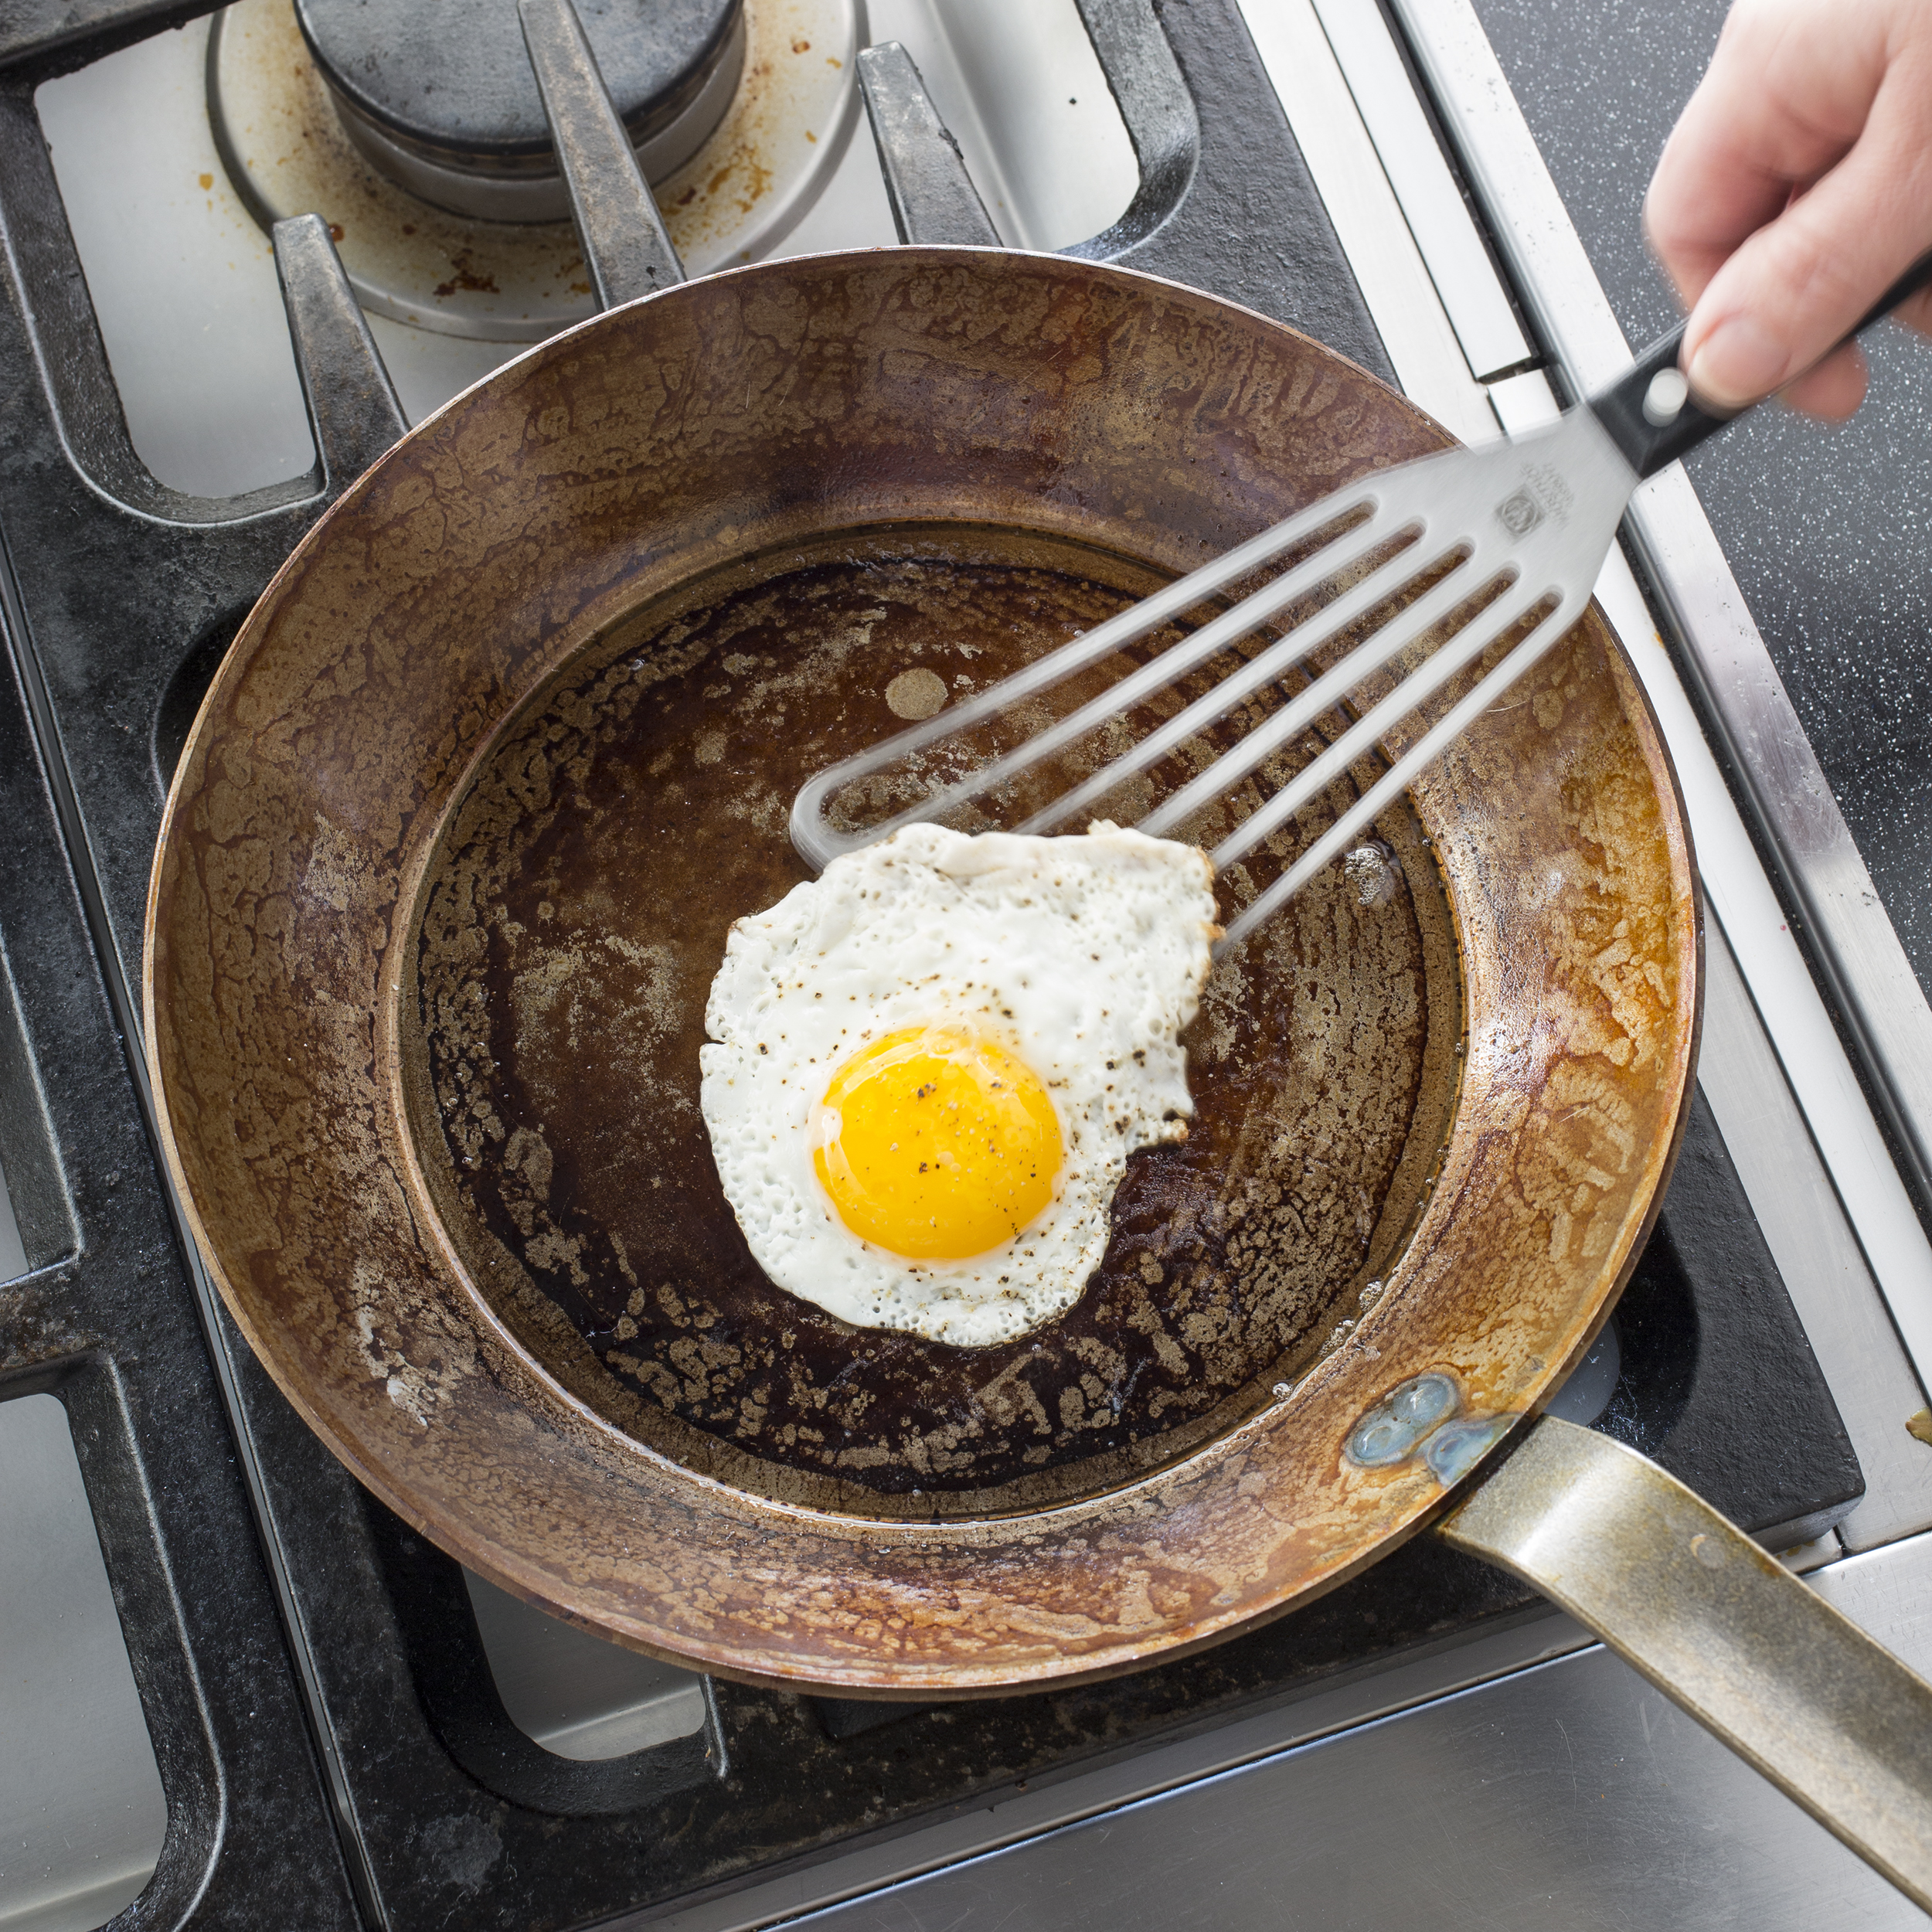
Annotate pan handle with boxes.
[1437,1414,1932,1910]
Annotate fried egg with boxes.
[699,822,1218,1346]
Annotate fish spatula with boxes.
[792,259,1932,946]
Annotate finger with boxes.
[1648,119,1838,313]
[1888,282,1932,341]
[1776,341,1869,419]
[1682,69,1932,409]
[1780,291,1932,415]
[1645,0,1889,307]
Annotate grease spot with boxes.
[885,667,948,720]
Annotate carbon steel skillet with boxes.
[142,249,1932,1906]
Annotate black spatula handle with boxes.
[1590,249,1932,479]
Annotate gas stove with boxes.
[2,3,1930,1930]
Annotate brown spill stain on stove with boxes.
[412,526,1464,1518]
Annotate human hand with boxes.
[1645,0,1932,419]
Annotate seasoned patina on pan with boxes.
[145,249,1697,1692]
[408,522,1466,1519]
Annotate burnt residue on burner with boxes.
[410,525,1462,1517]
[209,0,851,335]
[432,257,502,301]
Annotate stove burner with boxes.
[208,0,859,341]
[294,0,744,220]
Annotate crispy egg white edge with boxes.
[698,822,1218,1348]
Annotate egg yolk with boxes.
[813,1026,1063,1260]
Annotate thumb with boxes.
[1683,69,1932,409]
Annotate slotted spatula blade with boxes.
[792,253,1932,937]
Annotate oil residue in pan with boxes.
[408,524,1463,1519]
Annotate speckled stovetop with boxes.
[1472,0,1932,1000]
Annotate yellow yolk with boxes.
[813,1026,1063,1260]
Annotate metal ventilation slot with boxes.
[0,1396,166,1932]
[462,1570,709,1761]
[0,1162,23,1281]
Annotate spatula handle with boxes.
[1590,249,1932,479]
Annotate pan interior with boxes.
[404,522,1464,1520]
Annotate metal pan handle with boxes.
[1437,1415,1932,1910]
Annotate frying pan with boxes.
[143,247,1932,1905]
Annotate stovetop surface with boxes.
[0,1,1904,1927]
[1475,0,1932,1006]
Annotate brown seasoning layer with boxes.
[412,528,1461,1514]
[145,250,1698,1694]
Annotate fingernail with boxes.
[1684,313,1789,412]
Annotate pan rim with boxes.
[142,244,1700,1692]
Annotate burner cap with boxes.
[295,0,743,216]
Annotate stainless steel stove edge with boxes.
[1383,0,1932,1404]
[602,1529,1932,1932]
[1233,0,1930,1544]
[614,1605,1604,1932]
[1697,922,1932,1553]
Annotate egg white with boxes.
[699,821,1219,1346]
